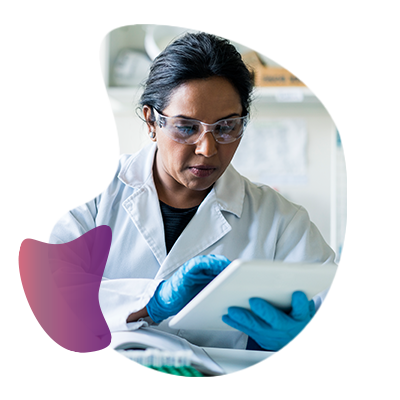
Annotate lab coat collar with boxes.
[118,143,245,218]
[213,163,244,219]
[118,143,157,189]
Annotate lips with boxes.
[188,165,217,178]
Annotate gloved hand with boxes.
[147,254,231,323]
[222,291,315,351]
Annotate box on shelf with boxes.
[242,51,305,87]
[241,51,264,68]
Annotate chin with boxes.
[190,180,217,193]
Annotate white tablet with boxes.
[168,259,337,331]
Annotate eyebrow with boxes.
[172,113,242,122]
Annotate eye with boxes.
[215,120,237,134]
[173,120,200,136]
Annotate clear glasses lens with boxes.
[154,110,247,144]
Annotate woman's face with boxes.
[145,76,243,206]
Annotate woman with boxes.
[50,32,335,351]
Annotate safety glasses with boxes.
[153,109,248,145]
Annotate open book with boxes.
[111,327,225,376]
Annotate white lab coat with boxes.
[50,143,335,349]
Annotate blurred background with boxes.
[100,24,346,263]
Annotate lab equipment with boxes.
[146,254,231,323]
[112,48,152,86]
[111,327,224,376]
[222,292,315,351]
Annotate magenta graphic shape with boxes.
[19,226,112,352]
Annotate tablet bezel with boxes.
[168,259,337,331]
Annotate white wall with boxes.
[48,25,346,247]
[239,102,337,249]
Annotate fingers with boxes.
[163,255,231,308]
[182,255,231,281]
[290,291,314,321]
[195,254,231,275]
[222,307,270,338]
[224,302,290,334]
[222,311,248,332]
[248,298,291,330]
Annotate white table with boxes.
[204,347,347,377]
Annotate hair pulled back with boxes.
[139,32,254,119]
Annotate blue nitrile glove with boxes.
[146,254,231,323]
[222,291,316,351]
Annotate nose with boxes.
[194,130,218,157]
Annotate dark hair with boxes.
[139,32,254,120]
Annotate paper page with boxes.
[232,118,308,185]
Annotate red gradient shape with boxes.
[18,224,65,353]
[19,226,112,352]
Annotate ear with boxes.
[143,106,156,131]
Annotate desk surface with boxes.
[204,347,347,377]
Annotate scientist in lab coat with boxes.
[50,32,335,351]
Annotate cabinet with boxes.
[105,24,347,105]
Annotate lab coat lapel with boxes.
[119,144,167,266]
[122,183,166,266]
[155,165,245,280]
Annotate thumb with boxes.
[290,291,313,321]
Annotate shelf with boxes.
[107,86,320,111]
[253,87,319,104]
[105,24,347,107]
